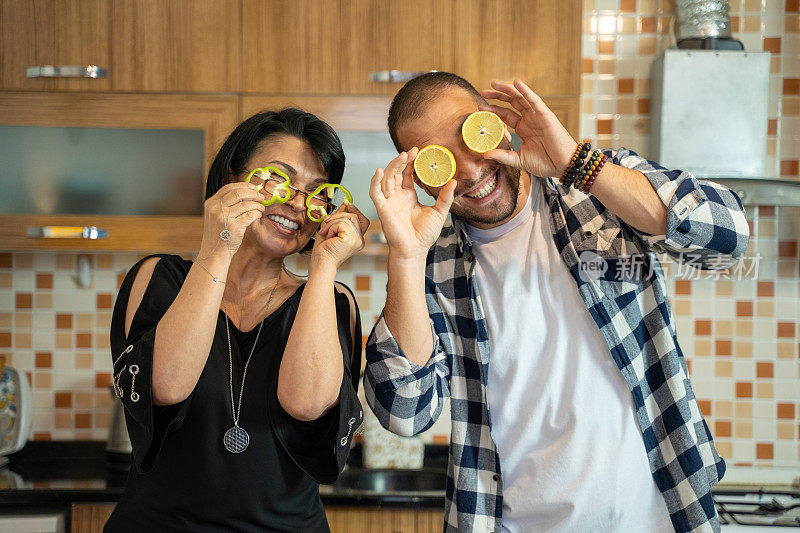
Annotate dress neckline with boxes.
[220,283,306,334]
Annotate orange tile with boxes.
[639,16,656,33]
[15,253,33,268]
[96,293,113,309]
[788,0,800,12]
[694,339,711,356]
[75,412,91,429]
[734,341,753,358]
[784,79,800,95]
[756,443,774,460]
[95,372,111,389]
[735,422,753,438]
[716,340,732,356]
[787,14,800,32]
[756,382,774,398]
[618,78,635,94]
[736,401,753,418]
[716,401,732,418]
[715,420,732,438]
[781,160,799,177]
[15,333,31,349]
[697,399,711,416]
[35,352,52,368]
[757,281,774,297]
[74,392,92,410]
[33,432,52,441]
[597,119,613,135]
[716,280,734,296]
[34,372,51,388]
[35,273,53,289]
[432,435,449,444]
[76,332,92,349]
[777,422,795,440]
[756,361,774,378]
[55,332,72,349]
[674,279,691,295]
[54,412,71,429]
[15,293,32,309]
[35,293,52,309]
[582,58,594,74]
[763,37,781,53]
[355,276,371,292]
[715,360,733,377]
[736,381,753,398]
[0,253,11,268]
[117,273,126,289]
[620,17,636,33]
[777,403,795,419]
[637,98,650,114]
[0,273,11,289]
[55,314,72,329]
[784,97,800,115]
[598,37,615,55]
[736,300,753,317]
[779,241,798,258]
[768,119,778,136]
[0,333,10,348]
[695,320,712,335]
[717,320,733,337]
[777,322,796,338]
[97,254,114,269]
[777,342,795,358]
[620,0,636,12]
[715,441,732,458]
[617,98,634,114]
[639,36,656,54]
[54,392,72,409]
[75,352,92,369]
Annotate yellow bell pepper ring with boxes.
[245,166,292,206]
[305,183,353,222]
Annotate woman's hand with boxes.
[480,79,577,178]
[369,149,457,260]
[311,203,370,270]
[197,182,266,261]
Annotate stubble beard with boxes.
[449,165,522,226]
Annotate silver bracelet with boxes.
[195,260,226,284]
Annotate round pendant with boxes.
[223,426,249,453]
[220,229,231,241]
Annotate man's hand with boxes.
[370,148,457,260]
[480,79,577,178]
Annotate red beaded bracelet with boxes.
[581,153,607,193]
[574,149,601,190]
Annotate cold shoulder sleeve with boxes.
[109,254,193,473]
[267,283,363,484]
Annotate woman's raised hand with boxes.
[369,148,457,260]
[198,182,266,260]
[311,203,370,269]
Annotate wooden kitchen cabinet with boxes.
[71,503,116,533]
[242,0,455,95]
[0,0,112,91]
[110,0,241,92]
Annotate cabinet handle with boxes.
[26,65,108,79]
[369,70,434,83]
[27,226,108,239]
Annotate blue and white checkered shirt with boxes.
[364,148,749,533]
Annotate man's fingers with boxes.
[490,80,532,113]
[402,146,419,190]
[513,79,548,114]
[479,104,521,130]
[482,148,521,169]
[383,152,409,197]
[433,179,457,217]
[370,168,387,206]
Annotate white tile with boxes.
[583,34,598,57]
[32,410,54,432]
[753,419,775,440]
[31,330,54,352]
[595,0,619,12]
[33,252,56,270]
[13,270,34,291]
[33,390,52,410]
[774,381,797,401]
[733,360,755,379]
[732,439,755,461]
[754,400,774,419]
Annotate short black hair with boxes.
[206,108,345,200]
[205,108,345,253]
[387,71,486,152]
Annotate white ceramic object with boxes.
[0,366,32,457]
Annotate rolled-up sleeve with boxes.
[609,147,750,268]
[363,314,450,437]
[109,255,192,473]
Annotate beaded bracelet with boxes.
[559,142,592,188]
[575,150,607,193]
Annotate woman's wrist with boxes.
[308,255,338,281]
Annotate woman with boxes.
[105,109,369,532]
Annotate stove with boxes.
[715,488,800,530]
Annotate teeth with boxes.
[267,215,299,231]
[465,174,498,199]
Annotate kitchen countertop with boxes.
[0,441,446,509]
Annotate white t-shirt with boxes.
[465,180,674,532]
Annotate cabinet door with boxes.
[111,0,240,92]
[0,0,112,91]
[242,0,455,95]
[454,0,582,96]
[71,503,116,533]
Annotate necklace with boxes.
[221,269,282,454]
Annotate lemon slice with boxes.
[461,111,504,153]
[414,145,456,187]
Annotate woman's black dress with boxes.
[104,254,363,532]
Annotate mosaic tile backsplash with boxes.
[0,0,798,474]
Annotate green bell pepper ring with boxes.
[245,166,292,206]
[305,183,353,222]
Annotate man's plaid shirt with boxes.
[364,148,750,533]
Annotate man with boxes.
[364,72,748,533]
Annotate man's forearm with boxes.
[588,163,668,236]
[383,252,434,367]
